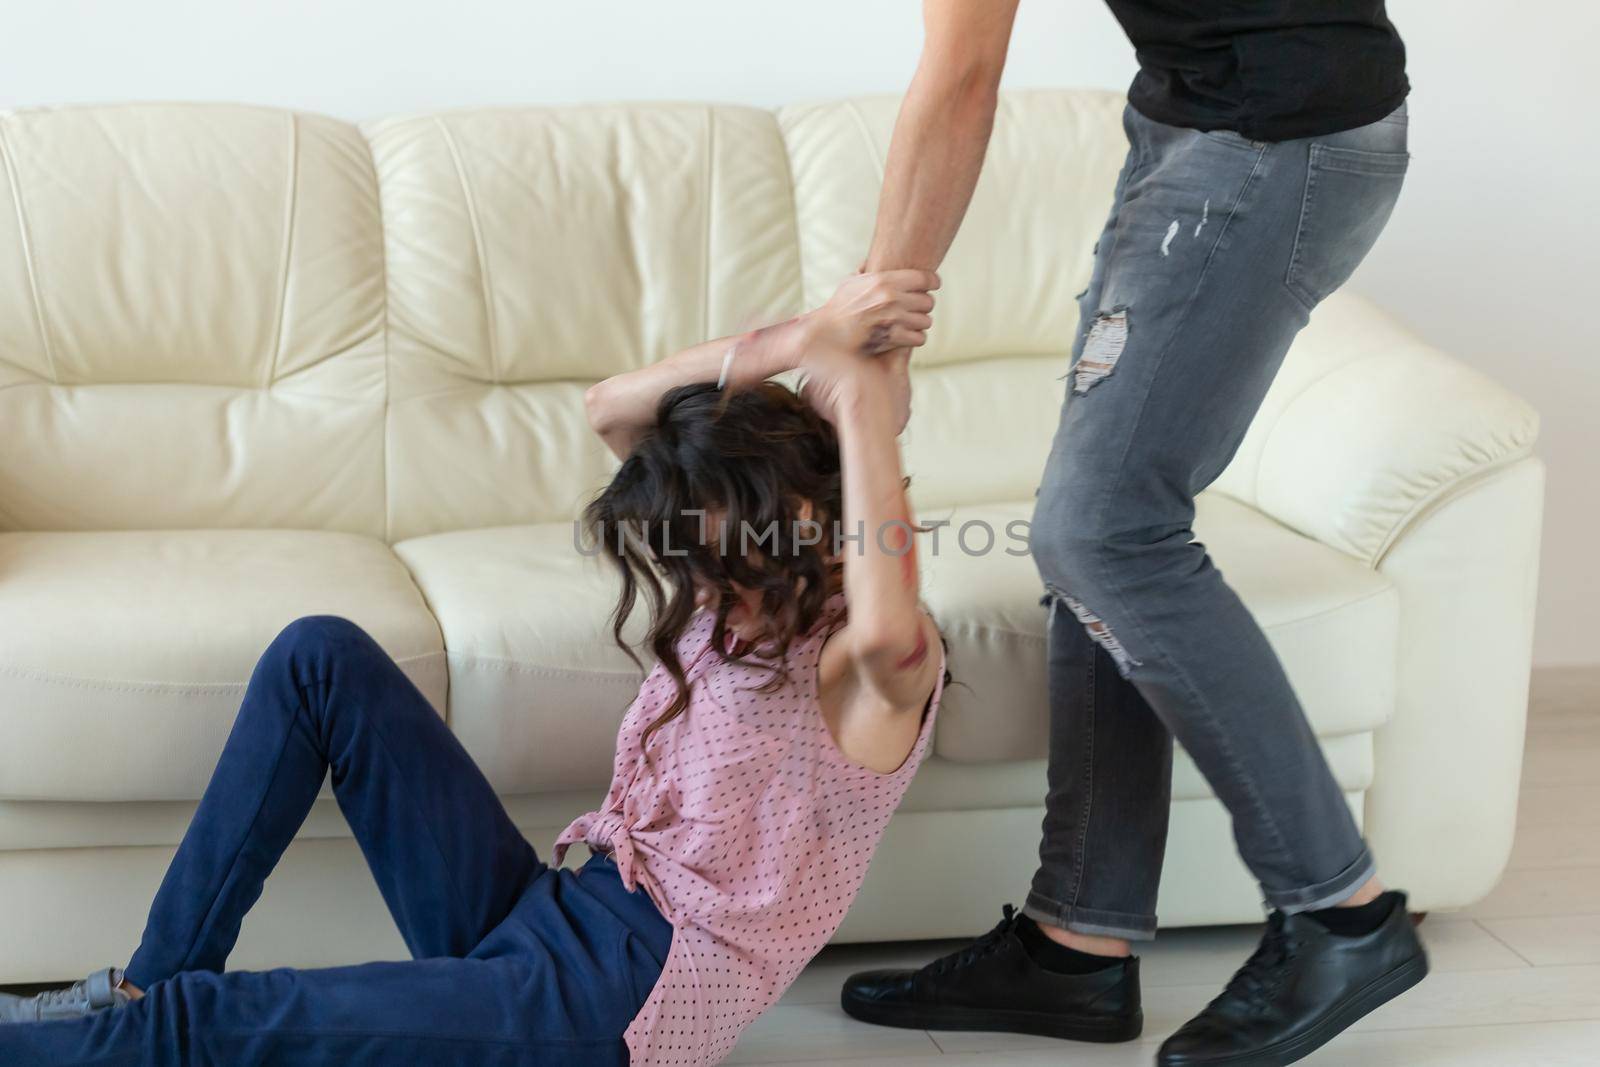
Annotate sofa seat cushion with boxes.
[901,731,1373,810]
[395,489,1396,794]
[393,523,647,795]
[925,493,1399,763]
[0,530,445,801]
[0,729,1373,855]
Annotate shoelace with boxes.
[33,981,92,1011]
[1212,912,1301,1013]
[31,969,120,1015]
[926,904,1022,977]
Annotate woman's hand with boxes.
[799,271,936,427]
[799,346,905,429]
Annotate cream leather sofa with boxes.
[0,91,1542,982]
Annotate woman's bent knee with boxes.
[261,615,386,681]
[277,614,374,650]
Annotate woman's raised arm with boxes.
[583,270,938,459]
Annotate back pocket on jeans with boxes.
[1284,144,1409,310]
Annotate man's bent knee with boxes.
[1031,528,1144,680]
[1029,513,1109,597]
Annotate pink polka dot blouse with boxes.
[554,591,944,1066]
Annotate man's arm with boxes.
[862,0,1020,275]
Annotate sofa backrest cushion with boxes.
[367,104,803,541]
[0,105,388,535]
[0,92,1132,537]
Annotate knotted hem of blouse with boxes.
[555,812,674,918]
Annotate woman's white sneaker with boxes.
[0,968,133,1023]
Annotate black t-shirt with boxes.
[1103,1,1409,141]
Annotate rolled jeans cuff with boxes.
[1023,892,1158,943]
[1267,847,1378,915]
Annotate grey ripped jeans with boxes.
[1026,102,1410,941]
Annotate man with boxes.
[838,3,1426,1065]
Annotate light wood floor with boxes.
[4,670,1593,1063]
[729,666,1600,1066]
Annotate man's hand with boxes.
[806,269,939,361]
[798,271,938,426]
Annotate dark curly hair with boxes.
[583,381,847,745]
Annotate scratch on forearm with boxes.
[894,625,929,670]
[746,315,803,356]
[887,505,919,591]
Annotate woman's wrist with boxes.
[782,312,819,373]
[831,372,895,429]
[738,312,814,380]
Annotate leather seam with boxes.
[1372,451,1538,568]
[1248,353,1538,563]
[436,117,501,385]
[843,99,887,183]
[939,623,1046,643]
[366,125,396,545]
[701,106,714,341]
[1255,583,1395,633]
[0,650,444,694]
[935,576,1393,646]
[772,110,808,312]
[262,112,299,391]
[445,653,643,681]
[0,120,59,384]
[898,789,1370,814]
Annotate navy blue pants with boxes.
[1,616,672,1066]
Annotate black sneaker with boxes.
[1158,891,1429,1067]
[841,905,1143,1042]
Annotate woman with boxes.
[0,268,946,1066]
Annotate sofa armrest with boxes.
[1363,455,1544,910]
[1212,292,1546,910]
[1212,292,1540,566]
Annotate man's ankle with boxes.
[1306,890,1399,938]
[1016,917,1129,975]
[1032,917,1132,959]
[1333,875,1386,909]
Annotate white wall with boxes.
[3,0,1594,665]
[1346,4,1599,668]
